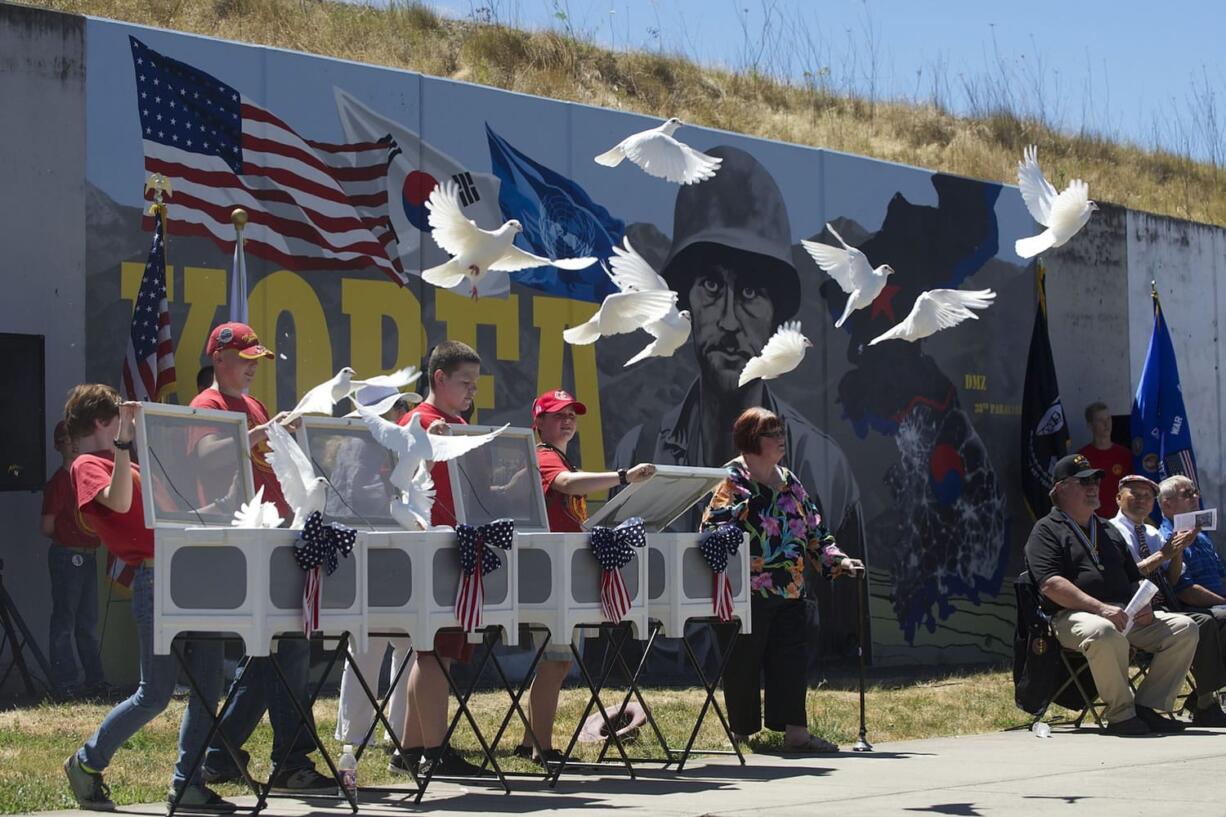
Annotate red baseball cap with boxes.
[532,389,587,421]
[206,322,273,360]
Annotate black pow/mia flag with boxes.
[1020,266,1069,519]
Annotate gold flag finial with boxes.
[144,173,173,215]
[231,208,248,229]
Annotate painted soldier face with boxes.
[687,261,775,393]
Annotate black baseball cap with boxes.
[1051,453,1105,482]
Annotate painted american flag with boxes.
[121,209,176,402]
[128,36,405,285]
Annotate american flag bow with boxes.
[454,519,514,632]
[588,516,646,623]
[293,511,357,635]
[698,524,743,622]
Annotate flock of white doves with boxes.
[419,120,1094,379]
[233,123,1098,531]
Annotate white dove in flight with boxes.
[285,366,421,423]
[230,485,284,529]
[421,180,597,299]
[563,237,692,367]
[1015,145,1098,259]
[802,223,894,329]
[867,289,997,346]
[355,402,510,493]
[264,421,328,529]
[594,117,722,185]
[737,321,812,387]
[389,464,437,532]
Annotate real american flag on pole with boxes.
[120,207,176,402]
[129,36,406,285]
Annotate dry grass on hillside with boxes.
[26,0,1226,227]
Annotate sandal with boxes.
[780,734,839,753]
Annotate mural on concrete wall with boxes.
[82,18,1046,666]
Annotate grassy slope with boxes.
[25,0,1226,228]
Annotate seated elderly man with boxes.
[1157,475,1226,725]
[1110,475,1226,726]
[1024,454,1199,735]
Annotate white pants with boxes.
[334,637,413,745]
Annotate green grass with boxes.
[0,667,1030,813]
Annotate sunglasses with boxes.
[759,428,787,440]
[1069,476,1101,487]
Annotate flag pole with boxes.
[230,208,249,324]
[143,173,174,403]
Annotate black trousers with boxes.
[1185,606,1226,707]
[718,596,808,735]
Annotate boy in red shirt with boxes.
[62,385,232,813]
[517,389,655,763]
[389,341,489,778]
[191,322,332,794]
[42,420,106,695]
[1077,401,1132,518]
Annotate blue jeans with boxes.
[204,637,315,775]
[78,567,223,788]
[47,548,105,687]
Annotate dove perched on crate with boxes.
[594,118,722,185]
[355,402,509,495]
[1014,145,1098,259]
[264,421,328,529]
[737,321,812,387]
[802,223,895,329]
[868,289,996,346]
[284,366,420,423]
[421,180,597,298]
[563,237,692,367]
[230,485,284,529]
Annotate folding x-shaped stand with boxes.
[550,620,671,786]
[479,623,561,781]
[665,618,745,771]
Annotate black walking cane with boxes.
[850,566,872,752]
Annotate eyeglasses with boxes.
[1069,476,1101,487]
[1178,488,1200,499]
[759,428,787,440]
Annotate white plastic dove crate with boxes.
[582,465,752,637]
[298,417,518,647]
[138,404,366,657]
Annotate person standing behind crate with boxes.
[61,385,234,813]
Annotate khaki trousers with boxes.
[1051,609,1199,724]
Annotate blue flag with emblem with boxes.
[486,124,622,303]
[1131,286,1199,488]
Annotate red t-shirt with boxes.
[190,389,291,519]
[1078,442,1132,518]
[41,467,102,548]
[70,451,153,565]
[536,444,587,533]
[400,402,465,527]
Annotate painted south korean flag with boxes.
[333,87,509,297]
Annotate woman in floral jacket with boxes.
[702,407,862,752]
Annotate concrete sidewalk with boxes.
[34,727,1226,817]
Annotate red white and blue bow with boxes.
[589,516,646,623]
[293,511,357,635]
[698,524,742,622]
[454,519,514,632]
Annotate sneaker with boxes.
[1135,706,1186,733]
[200,749,250,786]
[1191,703,1226,727]
[63,754,116,811]
[167,784,237,814]
[269,767,336,795]
[1104,716,1151,736]
[388,749,422,777]
[419,747,491,779]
